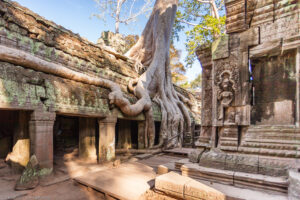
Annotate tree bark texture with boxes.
[125,0,191,148]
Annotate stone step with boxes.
[244,134,300,140]
[241,142,299,150]
[238,147,300,158]
[178,152,299,177]
[180,163,288,193]
[243,139,300,145]
[156,160,288,200]
[163,148,194,156]
[248,125,300,131]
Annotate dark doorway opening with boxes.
[53,115,79,157]
[116,119,138,149]
[0,110,30,172]
[0,110,17,159]
[154,121,161,145]
[215,128,219,148]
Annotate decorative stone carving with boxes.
[213,51,240,125]
[215,69,238,124]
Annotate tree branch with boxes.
[179,19,212,30]
[178,19,198,26]
[196,0,219,19]
[196,0,211,3]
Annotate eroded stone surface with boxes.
[155,172,225,200]
[188,149,204,163]
[15,155,39,191]
[288,169,300,200]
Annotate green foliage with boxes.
[190,73,202,89]
[174,0,226,67]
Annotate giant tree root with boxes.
[0,44,148,117]
[125,0,191,148]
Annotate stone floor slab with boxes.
[74,162,156,200]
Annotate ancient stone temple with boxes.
[194,0,300,196]
[0,0,200,173]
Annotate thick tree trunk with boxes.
[124,0,191,148]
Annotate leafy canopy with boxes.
[174,0,226,67]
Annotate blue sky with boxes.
[13,0,201,82]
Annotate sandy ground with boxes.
[0,150,290,200]
[0,148,113,200]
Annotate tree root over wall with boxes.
[0,0,191,149]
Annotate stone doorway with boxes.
[53,115,79,158]
[53,115,98,170]
[0,110,30,172]
[250,50,297,125]
[116,119,139,149]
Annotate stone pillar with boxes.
[195,45,213,148]
[29,111,55,169]
[296,47,300,127]
[79,118,97,161]
[138,121,145,149]
[98,116,117,162]
[6,111,30,172]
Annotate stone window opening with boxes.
[249,59,255,106]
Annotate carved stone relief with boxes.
[214,54,240,126]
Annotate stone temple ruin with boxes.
[0,0,299,200]
[194,0,300,198]
[0,0,202,170]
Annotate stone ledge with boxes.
[181,163,288,193]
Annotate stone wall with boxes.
[196,0,300,160]
[0,0,200,120]
[0,0,201,169]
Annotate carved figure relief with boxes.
[216,70,237,123]
[214,54,239,125]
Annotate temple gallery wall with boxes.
[0,0,200,170]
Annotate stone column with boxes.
[138,121,145,149]
[296,47,300,127]
[79,118,97,161]
[98,116,117,162]
[195,45,213,148]
[29,111,55,169]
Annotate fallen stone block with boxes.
[15,155,39,191]
[157,165,169,175]
[188,149,205,163]
[184,179,226,200]
[155,172,225,200]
